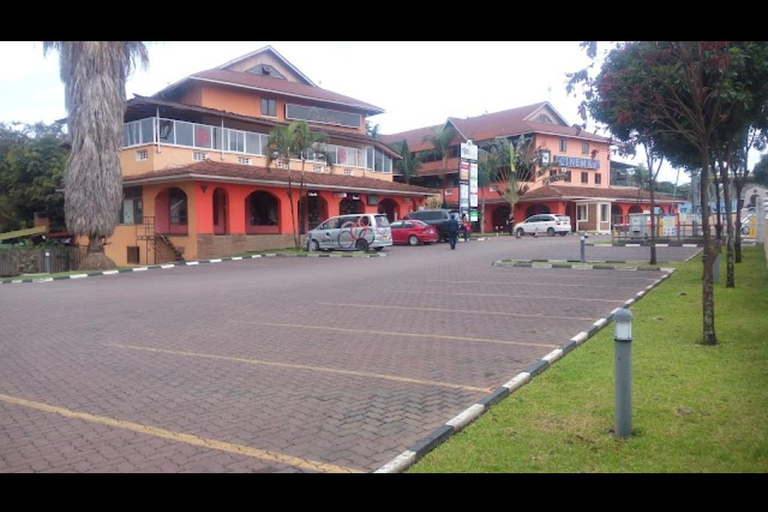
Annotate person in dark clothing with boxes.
[507,213,515,235]
[461,214,470,242]
[448,214,460,250]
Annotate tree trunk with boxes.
[287,169,298,250]
[649,178,657,265]
[718,158,735,288]
[700,150,717,346]
[713,170,723,240]
[78,235,116,270]
[735,181,744,263]
[480,188,486,235]
[298,159,306,250]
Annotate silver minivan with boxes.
[305,213,393,252]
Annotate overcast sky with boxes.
[5,41,760,185]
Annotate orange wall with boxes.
[533,133,610,189]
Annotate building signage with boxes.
[460,142,478,161]
[470,193,478,208]
[554,155,600,169]
[334,192,347,198]
[460,161,470,181]
[460,184,469,208]
[308,191,318,197]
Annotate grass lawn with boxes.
[410,246,768,473]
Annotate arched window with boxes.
[246,191,280,234]
[169,188,188,225]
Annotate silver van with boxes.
[305,213,393,252]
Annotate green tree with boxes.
[266,126,297,249]
[754,154,768,186]
[44,41,148,270]
[389,139,422,184]
[0,122,67,233]
[289,120,332,246]
[423,125,458,206]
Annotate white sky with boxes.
[3,41,761,185]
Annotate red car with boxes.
[390,219,439,245]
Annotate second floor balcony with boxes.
[123,117,393,173]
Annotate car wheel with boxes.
[355,239,369,252]
[408,235,419,246]
[547,227,555,237]
[309,239,320,251]
[559,231,567,237]
[516,228,525,237]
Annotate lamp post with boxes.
[614,308,633,438]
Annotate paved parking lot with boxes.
[0,235,698,472]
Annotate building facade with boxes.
[382,102,682,233]
[83,46,435,266]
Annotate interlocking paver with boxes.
[0,235,693,472]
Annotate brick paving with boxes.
[0,235,697,472]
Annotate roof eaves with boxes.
[214,45,318,87]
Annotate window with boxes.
[285,103,361,128]
[313,165,324,173]
[582,142,589,155]
[119,187,143,225]
[344,169,353,176]
[238,157,252,165]
[601,204,609,222]
[563,170,572,183]
[169,189,188,225]
[248,191,279,226]
[136,150,148,161]
[577,204,588,221]
[581,172,589,184]
[261,98,277,117]
[277,161,289,170]
[193,152,209,161]
[127,247,140,264]
[559,139,567,152]
[595,173,602,185]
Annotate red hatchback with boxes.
[390,219,440,245]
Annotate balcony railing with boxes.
[124,117,392,173]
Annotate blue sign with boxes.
[555,155,600,169]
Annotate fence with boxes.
[0,246,85,277]
[612,221,718,243]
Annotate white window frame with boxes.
[600,203,609,223]
[238,157,252,165]
[135,149,148,161]
[582,141,589,155]
[559,139,567,152]
[193,152,209,161]
[577,204,588,222]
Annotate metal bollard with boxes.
[580,235,586,263]
[45,250,51,274]
[614,308,633,438]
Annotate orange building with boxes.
[90,46,435,266]
[382,102,682,233]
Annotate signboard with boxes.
[460,161,470,181]
[459,184,469,208]
[554,155,600,169]
[334,192,347,198]
[470,210,479,222]
[662,214,677,237]
[470,193,478,207]
[460,142,478,161]
[308,191,318,197]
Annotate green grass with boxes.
[410,246,768,473]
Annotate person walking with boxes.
[461,214,470,242]
[507,212,515,236]
[448,213,460,250]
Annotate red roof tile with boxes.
[518,185,683,203]
[161,68,384,115]
[124,160,436,196]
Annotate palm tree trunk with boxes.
[79,235,116,270]
[298,159,306,250]
[288,168,297,250]
[735,180,744,263]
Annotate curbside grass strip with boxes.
[375,266,676,474]
[492,259,679,271]
[1,250,387,285]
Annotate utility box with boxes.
[628,213,651,239]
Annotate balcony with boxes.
[123,117,392,173]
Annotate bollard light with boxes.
[614,308,633,438]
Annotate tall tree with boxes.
[266,126,298,249]
[423,125,458,206]
[389,139,422,184]
[288,120,331,246]
[44,41,148,270]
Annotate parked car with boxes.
[390,219,439,245]
[402,209,460,242]
[516,214,572,237]
[305,213,393,252]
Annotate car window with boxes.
[390,221,403,228]
[359,216,371,227]
[556,215,570,221]
[402,221,413,229]
[426,212,443,221]
[525,216,537,223]
[339,216,360,228]
[374,215,390,228]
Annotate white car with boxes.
[516,214,572,237]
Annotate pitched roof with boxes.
[123,160,436,196]
[383,102,610,150]
[154,68,384,116]
[214,45,316,86]
[518,185,684,203]
[379,123,464,153]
